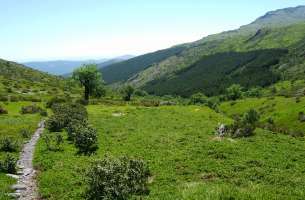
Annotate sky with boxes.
[1,0,305,62]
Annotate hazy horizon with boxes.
[1,0,305,62]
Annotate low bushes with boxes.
[0,154,17,174]
[0,106,8,114]
[85,156,150,200]
[216,109,260,138]
[45,103,98,155]
[42,131,64,151]
[20,104,46,116]
[0,137,19,152]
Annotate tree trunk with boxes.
[84,86,90,102]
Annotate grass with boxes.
[34,105,305,199]
[220,96,305,134]
[0,102,42,200]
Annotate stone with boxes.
[6,174,19,179]
[11,184,26,190]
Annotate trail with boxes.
[9,121,44,200]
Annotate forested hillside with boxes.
[101,6,305,97]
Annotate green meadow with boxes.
[33,104,305,200]
[0,102,42,200]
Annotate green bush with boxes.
[226,84,243,100]
[228,109,260,138]
[85,156,150,200]
[189,93,207,105]
[0,106,8,114]
[42,132,64,151]
[0,137,19,152]
[20,104,43,114]
[20,128,31,138]
[46,96,68,108]
[0,154,17,174]
[134,90,148,97]
[74,125,98,155]
[66,119,88,141]
[46,115,65,132]
[122,85,135,101]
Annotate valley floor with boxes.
[33,104,305,199]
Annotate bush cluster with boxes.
[45,103,98,155]
[20,104,46,116]
[228,109,260,138]
[0,137,19,152]
[0,154,17,174]
[85,156,150,200]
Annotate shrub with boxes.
[46,96,68,108]
[134,90,148,97]
[75,125,98,155]
[20,104,43,114]
[46,115,65,132]
[85,156,150,200]
[20,128,31,138]
[122,85,134,101]
[244,87,262,98]
[0,106,8,114]
[189,93,207,105]
[0,154,17,173]
[66,119,88,141]
[298,112,305,122]
[39,109,48,117]
[228,109,260,138]
[0,137,19,152]
[226,84,243,100]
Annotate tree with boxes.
[122,85,135,101]
[226,84,242,100]
[73,64,103,102]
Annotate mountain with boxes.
[101,5,305,96]
[23,55,133,76]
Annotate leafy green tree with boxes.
[73,64,103,102]
[122,85,135,101]
[189,92,207,105]
[226,84,243,100]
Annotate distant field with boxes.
[0,102,42,200]
[34,105,305,199]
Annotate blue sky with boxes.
[1,0,305,62]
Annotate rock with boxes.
[6,174,19,179]
[11,184,26,190]
[8,192,21,198]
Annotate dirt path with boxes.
[9,121,44,200]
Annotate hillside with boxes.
[0,59,71,101]
[101,6,305,97]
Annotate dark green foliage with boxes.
[298,112,305,122]
[0,154,17,174]
[74,125,98,155]
[73,64,103,102]
[244,87,262,98]
[0,106,8,114]
[46,96,68,108]
[46,103,88,132]
[92,84,106,98]
[19,128,31,138]
[143,49,286,97]
[134,90,148,97]
[101,46,187,84]
[0,137,18,152]
[189,93,207,105]
[228,109,260,138]
[66,119,88,141]
[122,85,135,101]
[20,104,43,114]
[85,156,150,200]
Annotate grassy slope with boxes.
[0,102,42,200]
[35,105,305,199]
[220,96,305,134]
[0,59,78,100]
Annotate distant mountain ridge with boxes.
[101,5,305,96]
[23,55,134,75]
